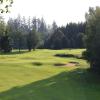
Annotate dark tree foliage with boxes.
[7,16,45,50]
[27,29,39,51]
[27,36,32,51]
[45,22,86,49]
[45,29,67,49]
[0,35,12,52]
[83,7,100,71]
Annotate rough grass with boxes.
[0,49,99,100]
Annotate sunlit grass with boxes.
[0,49,99,100]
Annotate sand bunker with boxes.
[65,62,79,67]
[54,62,79,67]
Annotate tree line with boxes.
[45,23,85,49]
[0,15,86,52]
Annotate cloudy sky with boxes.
[3,0,100,26]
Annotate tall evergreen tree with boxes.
[0,31,12,52]
[27,29,40,51]
[83,7,100,71]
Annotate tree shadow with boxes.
[32,62,43,66]
[0,50,29,55]
[0,68,100,100]
[54,63,66,66]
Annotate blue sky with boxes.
[3,0,100,26]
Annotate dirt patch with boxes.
[54,62,79,67]
[65,62,79,67]
[66,62,79,67]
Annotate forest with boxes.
[0,15,86,51]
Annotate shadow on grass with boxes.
[32,62,43,66]
[54,63,66,66]
[0,68,100,100]
[55,54,84,59]
[0,50,29,55]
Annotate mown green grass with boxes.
[0,49,100,100]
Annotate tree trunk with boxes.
[90,61,100,72]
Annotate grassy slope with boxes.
[0,49,100,100]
